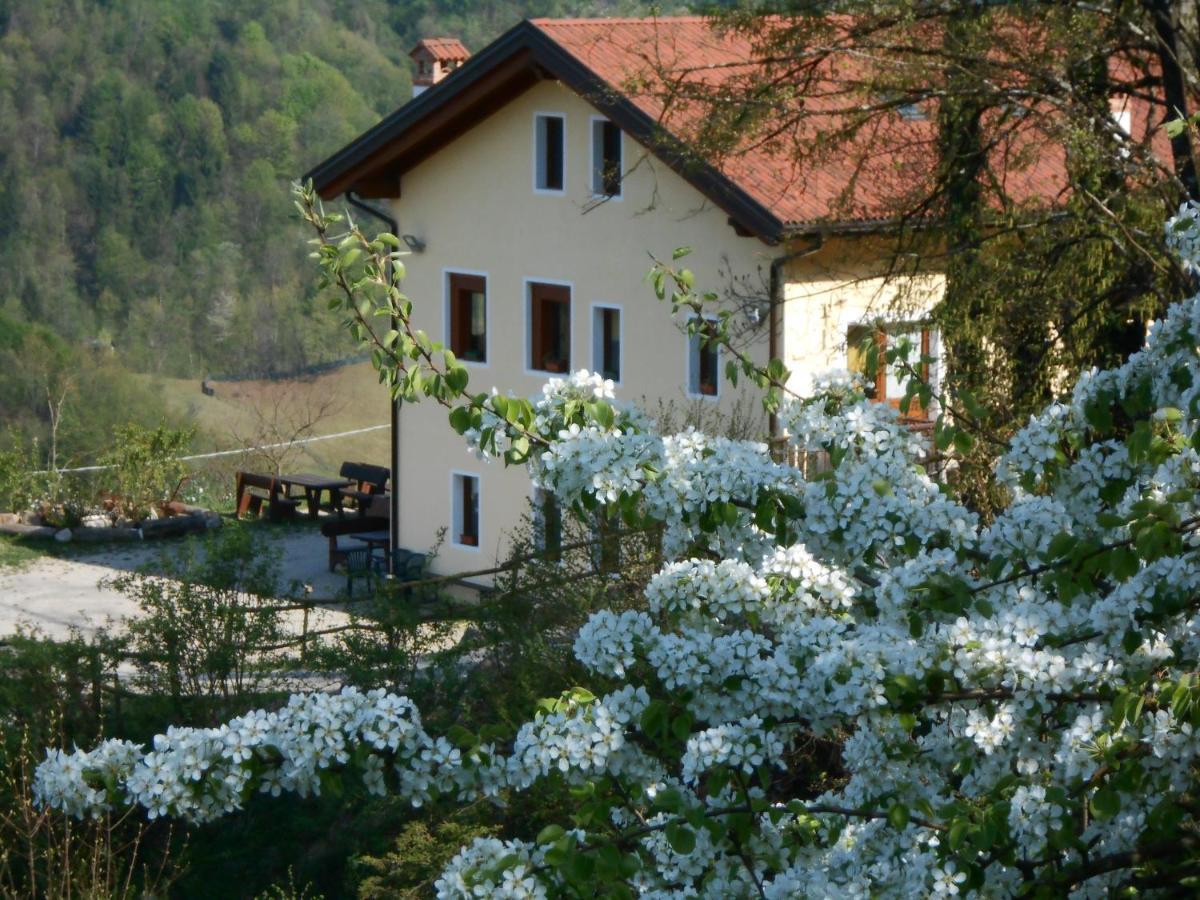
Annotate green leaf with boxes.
[1090,788,1121,821]
[672,247,693,260]
[887,803,911,830]
[665,822,696,855]
[948,818,970,850]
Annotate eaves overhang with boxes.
[302,20,787,243]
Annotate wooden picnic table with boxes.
[277,473,353,520]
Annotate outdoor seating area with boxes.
[235,462,420,598]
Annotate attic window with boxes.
[897,102,927,121]
[590,118,623,197]
[534,114,565,193]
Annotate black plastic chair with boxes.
[344,547,375,597]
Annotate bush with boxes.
[32,188,1200,897]
[100,423,195,523]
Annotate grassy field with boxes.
[150,362,392,481]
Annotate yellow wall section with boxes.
[778,236,944,397]
[388,80,774,580]
[384,80,944,580]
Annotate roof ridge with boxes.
[530,16,712,26]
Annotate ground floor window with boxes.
[534,488,562,561]
[847,324,935,419]
[687,317,720,397]
[592,306,621,381]
[452,473,480,548]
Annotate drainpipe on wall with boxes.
[346,191,402,575]
[767,234,824,440]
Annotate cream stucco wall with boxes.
[387,79,776,581]
[778,235,945,398]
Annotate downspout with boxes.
[346,191,402,574]
[767,234,823,439]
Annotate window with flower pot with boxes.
[687,317,720,397]
[847,323,935,419]
[528,281,571,373]
[446,272,487,363]
[452,473,480,548]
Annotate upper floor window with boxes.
[848,324,934,419]
[592,306,621,382]
[446,272,487,363]
[534,113,565,193]
[528,281,571,373]
[687,317,720,398]
[590,118,623,197]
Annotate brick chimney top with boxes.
[410,38,471,96]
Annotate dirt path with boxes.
[0,531,352,641]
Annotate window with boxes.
[447,272,487,363]
[897,102,927,121]
[452,473,480,548]
[534,114,565,192]
[528,282,571,373]
[687,317,720,397]
[590,118,622,197]
[592,306,621,381]
[590,508,620,574]
[534,488,562,561]
[848,324,934,419]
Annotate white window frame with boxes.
[442,268,490,369]
[532,111,567,196]
[685,313,721,400]
[588,115,624,200]
[450,471,481,552]
[531,486,565,563]
[524,277,575,377]
[590,302,623,385]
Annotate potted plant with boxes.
[700,382,717,396]
[543,355,566,373]
[459,533,478,546]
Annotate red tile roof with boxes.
[411,38,471,62]
[530,16,1170,229]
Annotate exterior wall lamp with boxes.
[402,234,426,253]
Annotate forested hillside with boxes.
[0,0,645,381]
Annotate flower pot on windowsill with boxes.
[543,360,565,373]
[458,534,478,546]
[699,383,717,396]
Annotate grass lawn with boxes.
[148,362,392,478]
[0,535,42,570]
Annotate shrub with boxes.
[100,423,195,523]
[31,190,1200,897]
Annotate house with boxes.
[303,16,1163,581]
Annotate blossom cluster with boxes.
[36,208,1200,896]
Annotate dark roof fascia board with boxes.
[303,23,537,193]
[304,20,786,242]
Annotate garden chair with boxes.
[344,547,376,597]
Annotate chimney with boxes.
[410,38,471,97]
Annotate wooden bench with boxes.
[235,472,300,522]
[335,462,391,516]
